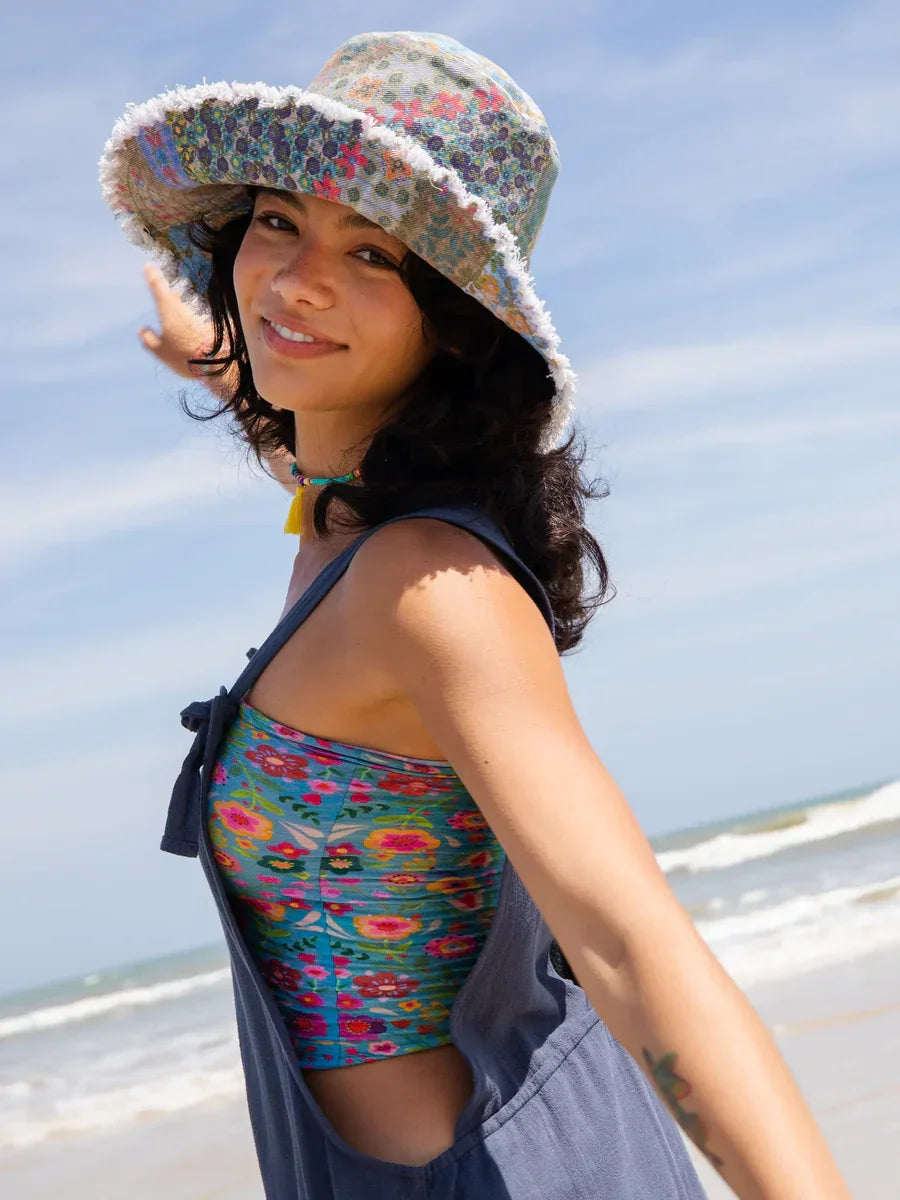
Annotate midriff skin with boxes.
[244,535,477,1166]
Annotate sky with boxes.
[2,0,897,996]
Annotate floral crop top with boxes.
[206,700,506,1069]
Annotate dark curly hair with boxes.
[180,187,615,653]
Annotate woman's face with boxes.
[233,188,437,420]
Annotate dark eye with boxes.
[355,247,397,268]
[255,211,295,232]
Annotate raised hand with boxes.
[138,262,217,381]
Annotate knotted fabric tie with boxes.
[162,686,237,857]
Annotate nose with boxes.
[269,233,336,308]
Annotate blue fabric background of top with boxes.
[162,503,709,1199]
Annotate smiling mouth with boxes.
[263,318,345,348]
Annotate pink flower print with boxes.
[353,971,420,999]
[293,1012,327,1038]
[321,884,343,899]
[364,828,441,855]
[297,953,317,964]
[337,994,364,1010]
[339,1014,387,1040]
[353,914,423,942]
[334,968,351,979]
[212,850,241,873]
[212,762,228,785]
[376,773,433,798]
[296,991,325,1007]
[242,896,285,921]
[348,777,375,800]
[447,810,489,833]
[212,800,273,840]
[382,872,426,888]
[327,842,357,857]
[422,933,477,959]
[313,172,341,202]
[333,956,351,966]
[369,1040,399,1056]
[430,92,465,121]
[271,722,306,741]
[244,745,309,780]
[261,958,305,992]
[281,884,311,899]
[267,841,307,860]
[303,964,330,981]
[324,902,353,915]
[336,141,368,179]
[461,849,493,868]
[390,98,425,129]
[364,105,387,126]
[310,779,343,795]
[473,84,505,113]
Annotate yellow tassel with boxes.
[284,486,304,535]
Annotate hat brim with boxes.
[99,82,575,451]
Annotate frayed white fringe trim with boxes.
[99,81,576,451]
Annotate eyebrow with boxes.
[256,187,387,235]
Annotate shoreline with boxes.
[3,945,897,1199]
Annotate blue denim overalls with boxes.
[163,503,709,1199]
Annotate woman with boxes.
[100,30,852,1200]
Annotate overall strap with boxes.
[161,503,555,858]
[229,502,555,702]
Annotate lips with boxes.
[262,315,345,347]
[261,317,347,360]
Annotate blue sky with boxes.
[2,0,897,995]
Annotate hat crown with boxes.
[308,32,559,263]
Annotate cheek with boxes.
[232,240,256,324]
[366,292,430,363]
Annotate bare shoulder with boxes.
[344,515,552,652]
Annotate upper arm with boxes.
[347,518,696,985]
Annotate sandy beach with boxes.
[683,944,900,1199]
[2,942,897,1199]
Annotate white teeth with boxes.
[269,321,318,343]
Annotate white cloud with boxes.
[615,409,900,459]
[0,435,274,568]
[608,460,898,612]
[2,593,278,726]
[579,324,900,412]
[537,5,900,222]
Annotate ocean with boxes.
[2,776,899,1160]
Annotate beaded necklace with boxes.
[283,461,362,536]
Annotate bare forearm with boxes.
[576,919,852,1199]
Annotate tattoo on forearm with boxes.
[642,1047,725,1169]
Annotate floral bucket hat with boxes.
[99,30,575,452]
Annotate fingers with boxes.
[143,261,174,313]
[138,325,163,352]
